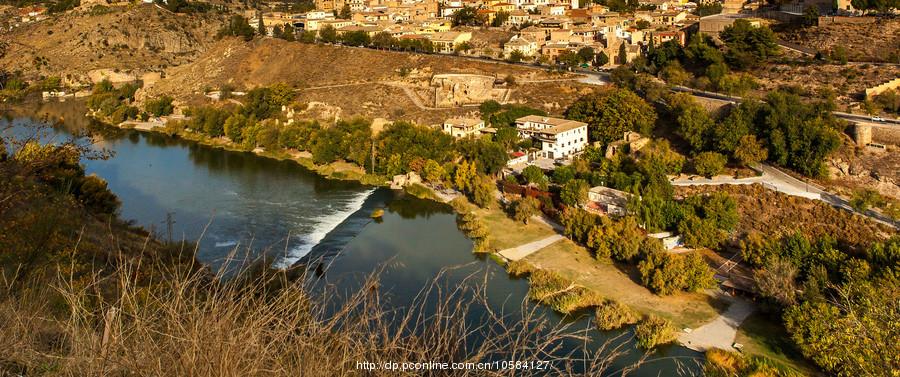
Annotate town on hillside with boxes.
[1,0,898,375]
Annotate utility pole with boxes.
[165,212,175,245]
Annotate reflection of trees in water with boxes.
[387,195,451,219]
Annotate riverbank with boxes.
[112,113,728,336]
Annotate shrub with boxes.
[512,196,541,224]
[145,96,174,117]
[634,315,676,349]
[594,301,639,330]
[506,260,537,277]
[470,175,496,208]
[692,152,727,178]
[527,270,604,314]
[638,250,715,295]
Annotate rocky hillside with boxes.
[144,38,593,124]
[0,4,224,86]
[778,18,900,63]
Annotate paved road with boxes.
[678,295,753,352]
[667,85,900,126]
[497,234,564,261]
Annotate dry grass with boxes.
[476,207,557,251]
[0,241,653,377]
[523,239,722,329]
[594,301,640,331]
[526,270,605,315]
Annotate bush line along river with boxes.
[2,100,703,375]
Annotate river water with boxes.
[2,101,702,375]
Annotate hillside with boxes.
[778,18,900,63]
[145,38,594,124]
[0,4,224,85]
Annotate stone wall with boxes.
[431,74,499,108]
[866,77,900,100]
[817,16,878,25]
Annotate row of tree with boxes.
[740,230,899,376]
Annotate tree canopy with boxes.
[565,88,657,145]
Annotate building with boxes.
[442,118,486,138]
[503,35,539,58]
[604,131,649,158]
[429,31,472,53]
[648,232,684,250]
[585,186,631,216]
[698,13,762,36]
[515,115,588,160]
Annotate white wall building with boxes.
[503,35,539,58]
[515,115,588,160]
[442,118,486,138]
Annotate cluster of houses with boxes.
[441,114,588,165]
[251,0,775,66]
[1,5,48,31]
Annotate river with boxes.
[1,101,703,375]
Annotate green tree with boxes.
[692,151,727,178]
[318,25,338,43]
[282,24,296,41]
[144,96,174,117]
[512,196,541,224]
[565,88,657,145]
[759,90,842,177]
[471,175,496,208]
[372,32,396,49]
[423,159,445,183]
[577,47,595,65]
[732,135,767,166]
[506,49,526,63]
[659,61,691,86]
[521,165,545,186]
[552,165,576,184]
[491,11,510,27]
[218,15,256,41]
[634,315,677,349]
[560,179,589,207]
[480,100,502,115]
[224,113,252,142]
[257,14,266,36]
[720,20,780,69]
[595,51,609,67]
[338,4,351,19]
[451,6,485,26]
[802,5,819,26]
[454,160,477,192]
[670,93,715,152]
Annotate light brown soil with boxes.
[0,4,223,85]
[146,39,592,124]
[778,18,900,63]
[750,62,900,104]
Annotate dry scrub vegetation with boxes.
[675,184,893,249]
[1,256,643,376]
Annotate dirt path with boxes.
[678,295,753,351]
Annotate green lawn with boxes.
[476,207,557,251]
[735,312,820,376]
